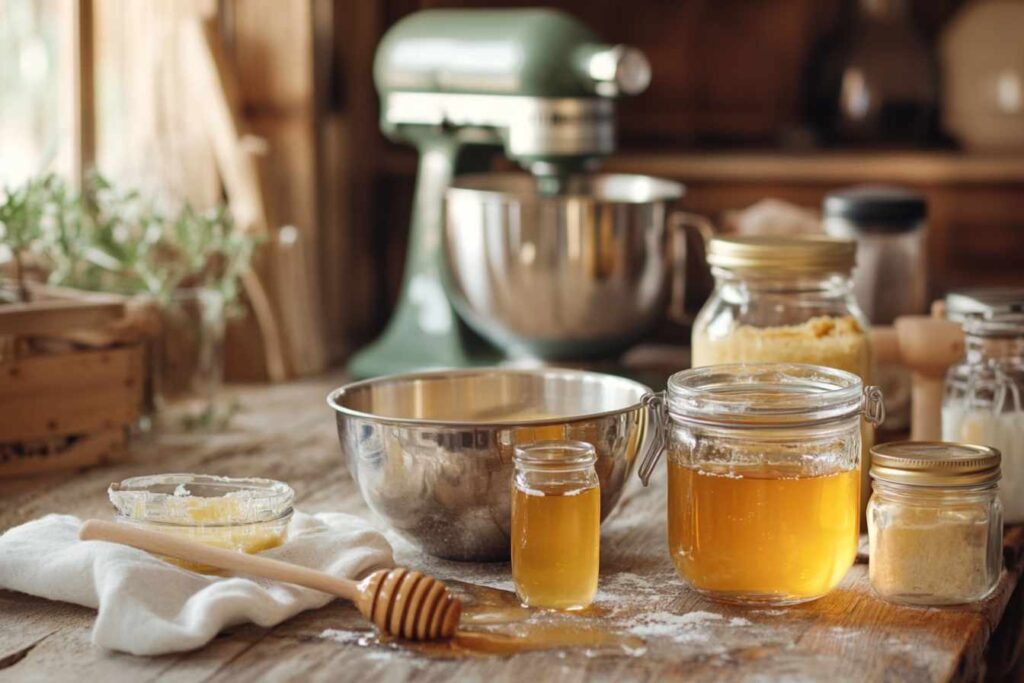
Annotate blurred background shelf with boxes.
[4,0,1023,369]
[606,151,1024,184]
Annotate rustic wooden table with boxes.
[2,373,1023,682]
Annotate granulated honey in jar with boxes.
[868,441,1003,606]
[511,441,600,610]
[639,363,885,606]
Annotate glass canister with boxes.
[943,312,1024,522]
[868,441,1002,605]
[693,235,870,375]
[691,235,876,515]
[639,363,885,606]
[511,441,601,610]
[823,185,927,433]
[823,185,928,324]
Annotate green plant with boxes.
[1,173,257,311]
[0,175,54,301]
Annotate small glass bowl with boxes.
[108,473,294,573]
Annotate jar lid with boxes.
[870,441,1001,487]
[108,474,295,526]
[946,287,1024,322]
[963,311,1024,338]
[706,235,856,274]
[667,363,878,427]
[823,185,926,230]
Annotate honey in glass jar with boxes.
[638,363,885,605]
[511,441,600,610]
[668,463,860,601]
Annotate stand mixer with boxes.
[348,8,661,379]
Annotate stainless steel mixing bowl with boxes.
[444,173,685,360]
[327,367,653,561]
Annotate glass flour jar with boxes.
[943,313,1024,522]
[868,441,1002,606]
[639,363,885,606]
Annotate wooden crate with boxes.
[0,284,148,477]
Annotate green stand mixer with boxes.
[347,8,656,379]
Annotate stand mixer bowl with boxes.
[444,173,685,360]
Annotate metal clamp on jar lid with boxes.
[638,363,885,485]
[705,235,857,274]
[944,287,1024,323]
[870,441,1001,487]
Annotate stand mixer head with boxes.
[347,8,653,378]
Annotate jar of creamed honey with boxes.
[639,363,885,606]
[511,441,600,611]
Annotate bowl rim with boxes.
[326,367,652,427]
[446,172,685,205]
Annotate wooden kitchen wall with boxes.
[84,0,1024,365]
[397,0,964,146]
[335,0,1023,350]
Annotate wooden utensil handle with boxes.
[79,519,361,603]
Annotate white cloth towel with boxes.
[0,512,393,656]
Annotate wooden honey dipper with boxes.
[79,519,461,641]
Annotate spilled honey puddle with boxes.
[327,580,645,658]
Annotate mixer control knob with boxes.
[582,45,652,97]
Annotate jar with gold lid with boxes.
[639,363,885,606]
[692,235,869,374]
[867,441,1003,606]
[692,235,876,514]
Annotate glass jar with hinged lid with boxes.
[943,311,1024,522]
[639,363,885,606]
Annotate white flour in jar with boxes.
[943,406,1024,522]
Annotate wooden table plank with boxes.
[1,372,1022,682]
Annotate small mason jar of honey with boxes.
[638,363,885,606]
[511,441,600,610]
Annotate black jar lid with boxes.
[823,185,926,231]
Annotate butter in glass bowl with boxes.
[107,473,294,573]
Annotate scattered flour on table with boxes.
[627,611,725,644]
[319,629,395,660]
[596,572,664,602]
[319,628,370,645]
[478,578,516,592]
[624,610,754,645]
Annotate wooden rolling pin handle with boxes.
[910,374,945,441]
[78,519,362,603]
[870,316,965,440]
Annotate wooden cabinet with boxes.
[606,152,1024,300]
